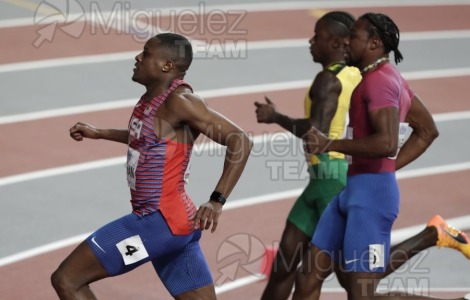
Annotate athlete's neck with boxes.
[144,77,183,100]
[360,56,389,74]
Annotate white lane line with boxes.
[2,68,470,125]
[2,30,470,74]
[434,111,470,122]
[0,233,91,268]
[247,30,470,51]
[1,163,470,267]
[0,157,126,187]
[397,162,470,180]
[1,0,470,28]
[215,274,266,294]
[0,51,136,73]
[223,188,304,211]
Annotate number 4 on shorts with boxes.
[116,235,149,265]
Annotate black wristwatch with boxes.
[210,191,226,205]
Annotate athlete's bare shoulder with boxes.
[165,85,210,124]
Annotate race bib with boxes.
[388,122,409,160]
[127,147,140,190]
[369,244,385,270]
[116,235,149,265]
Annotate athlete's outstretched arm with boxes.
[254,96,310,138]
[69,122,128,144]
[171,92,253,232]
[395,95,439,170]
[254,71,341,138]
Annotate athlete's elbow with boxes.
[416,125,439,149]
[425,126,439,145]
[379,140,398,157]
[384,146,398,157]
[243,133,254,156]
[228,131,253,158]
[247,135,254,151]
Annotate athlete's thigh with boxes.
[88,211,193,276]
[275,221,310,273]
[311,192,346,265]
[288,174,343,239]
[152,232,213,298]
[342,173,399,273]
[287,182,319,238]
[280,221,310,257]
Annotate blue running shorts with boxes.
[86,210,213,296]
[311,172,399,273]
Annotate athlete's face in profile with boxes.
[345,18,371,67]
[132,37,166,85]
[309,19,333,64]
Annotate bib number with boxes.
[116,235,149,265]
[369,244,385,270]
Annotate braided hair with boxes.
[360,13,404,64]
[320,11,356,38]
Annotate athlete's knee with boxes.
[292,269,321,298]
[345,273,381,299]
[51,268,72,296]
[270,253,296,278]
[51,266,85,298]
[272,242,307,278]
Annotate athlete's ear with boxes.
[370,35,382,50]
[162,60,174,72]
[332,37,342,49]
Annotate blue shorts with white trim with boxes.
[312,172,399,273]
[86,210,212,296]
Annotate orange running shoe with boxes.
[427,214,470,259]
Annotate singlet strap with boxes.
[150,79,193,109]
[326,62,346,75]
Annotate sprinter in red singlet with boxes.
[51,33,252,300]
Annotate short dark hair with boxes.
[360,13,404,64]
[319,11,356,38]
[155,33,193,71]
